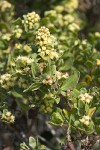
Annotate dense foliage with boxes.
[0,0,100,149]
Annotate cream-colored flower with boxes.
[64,14,74,25]
[80,115,90,125]
[94,32,100,38]
[96,59,100,66]
[23,45,32,52]
[42,75,55,85]
[16,56,34,65]
[68,23,80,32]
[56,71,69,80]
[62,72,69,79]
[2,33,11,41]
[55,5,64,13]
[65,0,78,12]
[0,0,12,12]
[13,26,23,38]
[79,93,93,103]
[36,26,50,46]
[15,43,22,49]
[0,73,11,84]
[56,71,62,80]
[22,11,40,30]
[1,111,15,123]
[36,26,58,59]
[82,40,87,45]
[0,73,15,90]
[6,111,11,117]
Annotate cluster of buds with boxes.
[0,0,12,12]
[13,25,23,38]
[41,94,54,113]
[42,75,56,85]
[56,71,69,80]
[63,14,74,26]
[2,33,11,41]
[0,73,15,90]
[36,26,58,59]
[1,111,15,123]
[15,44,32,53]
[38,62,47,72]
[36,26,51,46]
[79,93,93,103]
[41,103,53,113]
[18,78,29,89]
[15,43,22,50]
[68,23,80,32]
[16,56,34,66]
[80,115,90,126]
[94,32,100,38]
[64,0,78,12]
[22,11,40,30]
[23,45,32,53]
[55,5,64,13]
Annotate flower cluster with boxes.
[94,32,100,38]
[42,71,69,85]
[79,93,93,103]
[1,111,15,123]
[42,75,56,85]
[0,73,15,90]
[18,78,29,89]
[56,71,69,80]
[55,5,64,13]
[80,115,90,126]
[2,33,11,41]
[41,94,54,113]
[15,43,22,50]
[23,45,32,53]
[63,14,75,26]
[0,0,12,12]
[36,26,58,59]
[68,23,80,32]
[16,56,34,66]
[64,0,78,12]
[13,25,23,38]
[36,26,50,46]
[39,62,47,72]
[22,11,40,30]
[15,44,32,53]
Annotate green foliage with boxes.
[0,0,100,149]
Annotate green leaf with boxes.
[15,99,30,111]
[49,121,61,126]
[61,71,80,91]
[24,81,41,92]
[29,137,36,149]
[55,98,60,104]
[51,111,64,125]
[12,91,23,98]
[31,62,39,77]
[0,40,6,49]
[46,61,56,75]
[88,107,96,117]
[85,103,90,114]
[12,18,22,25]
[59,58,73,71]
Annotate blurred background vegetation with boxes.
[7,0,100,33]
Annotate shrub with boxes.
[0,0,100,149]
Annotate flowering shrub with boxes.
[0,0,100,149]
